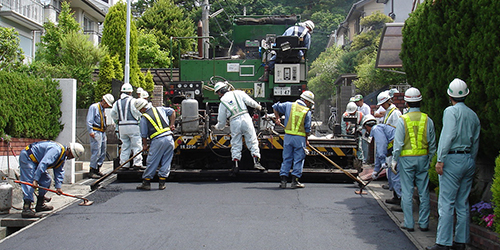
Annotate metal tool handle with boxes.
[90,149,144,190]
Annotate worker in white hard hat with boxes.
[258,20,315,82]
[352,94,371,164]
[86,94,114,178]
[133,98,176,191]
[110,83,143,171]
[273,90,314,189]
[391,87,436,232]
[137,87,152,109]
[342,101,365,163]
[213,81,266,174]
[361,113,403,211]
[426,79,480,250]
[376,90,402,127]
[19,141,84,218]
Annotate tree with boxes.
[138,30,171,68]
[0,27,25,72]
[101,1,142,87]
[95,54,115,103]
[136,0,196,67]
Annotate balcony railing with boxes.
[0,0,44,25]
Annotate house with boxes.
[0,0,110,62]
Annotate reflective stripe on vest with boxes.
[401,112,429,156]
[220,92,248,120]
[92,103,106,132]
[25,142,66,168]
[284,102,309,137]
[143,107,170,139]
[117,97,138,125]
[383,106,397,125]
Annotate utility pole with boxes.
[124,0,132,84]
[201,0,210,58]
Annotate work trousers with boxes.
[19,150,51,202]
[280,134,306,178]
[229,114,260,161]
[142,135,174,180]
[90,130,106,169]
[436,154,475,246]
[399,155,430,229]
[118,125,143,167]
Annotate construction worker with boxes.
[213,81,266,174]
[341,102,364,161]
[134,98,176,190]
[391,87,436,232]
[259,20,314,82]
[426,79,480,250]
[273,90,314,189]
[353,94,371,164]
[137,87,152,109]
[374,90,402,197]
[20,141,84,218]
[111,83,143,171]
[374,88,400,122]
[87,93,114,178]
[362,114,402,210]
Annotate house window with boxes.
[84,16,94,33]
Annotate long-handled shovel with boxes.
[90,149,144,191]
[308,145,368,194]
[14,180,94,206]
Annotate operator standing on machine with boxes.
[111,83,143,170]
[213,81,266,174]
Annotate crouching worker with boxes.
[134,99,175,190]
[20,141,84,218]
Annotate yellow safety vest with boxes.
[383,106,398,126]
[401,112,429,156]
[92,103,106,132]
[143,107,170,139]
[284,102,309,137]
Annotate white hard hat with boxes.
[404,87,422,102]
[140,90,149,99]
[303,20,315,32]
[69,142,84,159]
[447,78,469,98]
[362,114,377,127]
[389,88,399,98]
[346,102,357,114]
[103,94,115,106]
[137,87,144,94]
[134,98,149,110]
[121,83,133,92]
[214,81,227,93]
[377,91,391,105]
[300,90,315,104]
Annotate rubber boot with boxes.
[291,176,305,189]
[258,66,269,82]
[231,160,239,176]
[136,179,151,190]
[158,177,166,190]
[96,164,105,177]
[22,200,40,218]
[279,175,287,189]
[253,156,266,172]
[89,167,100,179]
[385,191,401,205]
[35,195,54,212]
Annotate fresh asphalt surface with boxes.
[1,182,416,250]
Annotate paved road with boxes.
[1,182,416,250]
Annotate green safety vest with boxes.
[284,102,309,137]
[401,112,429,156]
[143,107,170,139]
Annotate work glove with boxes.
[391,160,398,174]
[371,171,378,180]
[381,163,388,169]
[256,104,262,111]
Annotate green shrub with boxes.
[0,71,62,139]
[428,154,439,195]
[492,153,500,234]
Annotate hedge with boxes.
[401,0,500,161]
[0,71,62,139]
